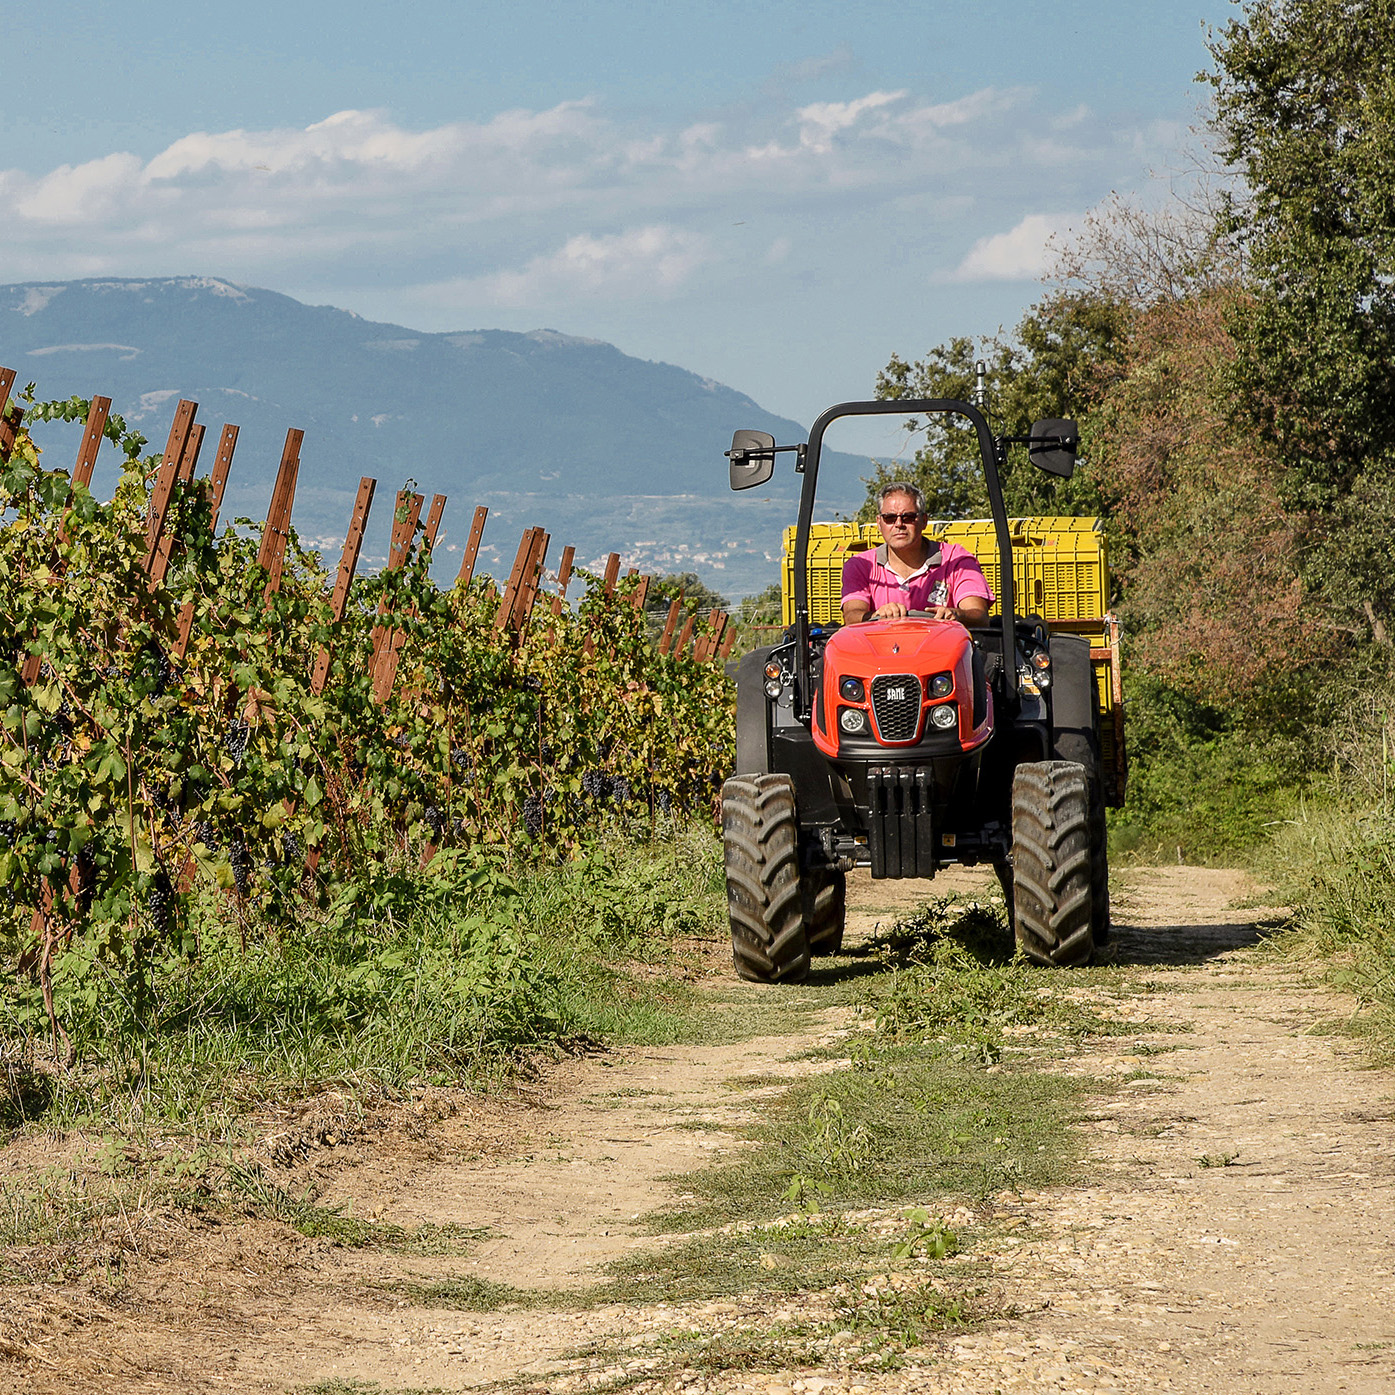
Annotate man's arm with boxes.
[840,553,874,624]
[941,595,989,627]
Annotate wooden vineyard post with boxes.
[257,428,304,605]
[495,528,539,633]
[66,394,112,499]
[658,594,683,654]
[455,506,488,588]
[581,551,624,657]
[0,367,19,460]
[20,395,115,684]
[173,423,240,662]
[630,574,650,611]
[693,613,712,662]
[718,627,738,660]
[179,422,206,480]
[374,492,447,699]
[311,477,376,694]
[144,400,199,582]
[549,545,576,616]
[703,611,729,662]
[511,530,550,634]
[422,493,447,552]
[205,424,238,523]
[148,413,215,594]
[369,490,424,704]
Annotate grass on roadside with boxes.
[0,818,727,1144]
[1260,803,1395,1061]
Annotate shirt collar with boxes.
[873,540,942,578]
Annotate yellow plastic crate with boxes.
[781,517,1109,627]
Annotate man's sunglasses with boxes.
[879,511,921,525]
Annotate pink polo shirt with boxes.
[841,540,994,615]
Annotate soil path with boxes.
[10,866,1395,1394]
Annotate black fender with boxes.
[1047,633,1100,772]
[733,646,776,776]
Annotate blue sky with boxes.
[7,0,1228,454]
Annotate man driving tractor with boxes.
[840,482,993,627]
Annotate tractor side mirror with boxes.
[1028,418,1079,478]
[727,429,776,490]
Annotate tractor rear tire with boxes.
[722,775,811,983]
[1010,761,1095,968]
[802,866,846,956]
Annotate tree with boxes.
[641,571,729,620]
[1208,0,1395,635]
[870,294,1124,522]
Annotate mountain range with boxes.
[0,277,871,597]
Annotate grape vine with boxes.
[0,396,735,1039]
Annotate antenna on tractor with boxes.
[973,360,988,411]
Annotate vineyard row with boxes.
[0,369,736,1046]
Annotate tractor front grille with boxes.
[871,673,922,743]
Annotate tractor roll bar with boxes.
[793,398,1017,720]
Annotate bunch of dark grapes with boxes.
[521,793,543,840]
[225,720,250,765]
[229,838,251,897]
[449,746,470,770]
[390,732,411,750]
[539,742,555,766]
[611,775,632,805]
[424,805,445,841]
[580,770,607,801]
[656,788,672,814]
[282,831,303,863]
[146,868,174,937]
[195,821,221,853]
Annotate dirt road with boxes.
[7,866,1395,1394]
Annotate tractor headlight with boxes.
[839,706,867,733]
[764,679,782,698]
[929,672,953,698]
[929,704,957,730]
[764,660,783,680]
[839,676,865,702]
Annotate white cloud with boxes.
[17,153,143,223]
[0,90,1177,307]
[945,212,1079,283]
[795,90,906,152]
[429,225,711,308]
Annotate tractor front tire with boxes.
[1010,761,1095,968]
[802,865,846,957]
[722,774,811,983]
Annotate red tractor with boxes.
[722,397,1123,981]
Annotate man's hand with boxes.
[871,601,910,620]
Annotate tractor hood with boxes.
[824,617,969,669]
[812,618,991,759]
